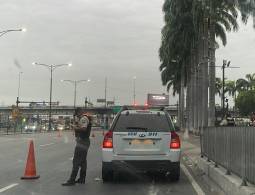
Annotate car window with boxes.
[113,113,173,132]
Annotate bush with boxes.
[236,90,255,116]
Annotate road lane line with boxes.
[181,164,205,195]
[148,182,159,195]
[40,143,54,147]
[0,183,19,193]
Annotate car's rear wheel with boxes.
[102,163,113,182]
[168,162,180,182]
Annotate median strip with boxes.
[0,183,19,193]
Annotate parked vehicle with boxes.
[102,108,181,182]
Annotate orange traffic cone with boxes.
[21,140,40,180]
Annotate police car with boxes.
[102,108,181,182]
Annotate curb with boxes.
[197,158,255,195]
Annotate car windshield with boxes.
[113,113,173,132]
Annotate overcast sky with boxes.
[0,0,254,107]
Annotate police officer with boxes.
[62,107,92,186]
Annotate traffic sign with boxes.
[112,106,122,114]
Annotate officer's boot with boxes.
[76,171,86,184]
[62,170,78,186]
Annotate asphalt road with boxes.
[0,131,201,195]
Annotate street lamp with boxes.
[33,62,72,131]
[17,71,23,99]
[61,79,90,108]
[0,28,26,38]
[133,76,136,105]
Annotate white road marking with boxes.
[69,157,73,160]
[0,183,19,193]
[94,177,101,181]
[39,143,54,147]
[181,164,205,195]
[148,182,159,195]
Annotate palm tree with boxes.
[225,80,236,97]
[236,0,255,27]
[159,0,255,130]
[207,0,239,126]
[159,0,196,131]
[236,73,255,91]
[236,78,249,91]
[191,0,239,128]
[245,73,255,89]
[215,77,222,96]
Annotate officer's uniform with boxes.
[62,114,92,186]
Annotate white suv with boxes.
[102,109,181,182]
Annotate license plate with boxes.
[131,139,153,145]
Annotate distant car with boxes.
[41,124,55,131]
[102,109,181,182]
[24,123,38,132]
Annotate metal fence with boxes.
[0,127,42,135]
[201,126,255,185]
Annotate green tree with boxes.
[246,73,255,89]
[215,77,222,96]
[236,90,255,116]
[236,73,255,91]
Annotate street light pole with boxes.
[133,76,136,105]
[33,62,72,131]
[49,66,53,131]
[18,71,23,99]
[61,79,90,109]
[105,77,107,108]
[74,81,77,108]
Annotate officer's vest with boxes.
[75,115,92,140]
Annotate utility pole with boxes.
[222,60,226,119]
[221,60,240,119]
[133,76,136,105]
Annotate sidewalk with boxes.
[180,133,201,162]
[180,132,255,195]
[180,133,224,195]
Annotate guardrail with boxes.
[201,126,255,186]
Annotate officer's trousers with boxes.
[69,138,90,181]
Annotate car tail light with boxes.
[103,130,113,148]
[170,131,181,149]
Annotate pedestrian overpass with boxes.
[0,105,178,120]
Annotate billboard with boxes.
[97,99,106,103]
[147,94,169,106]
